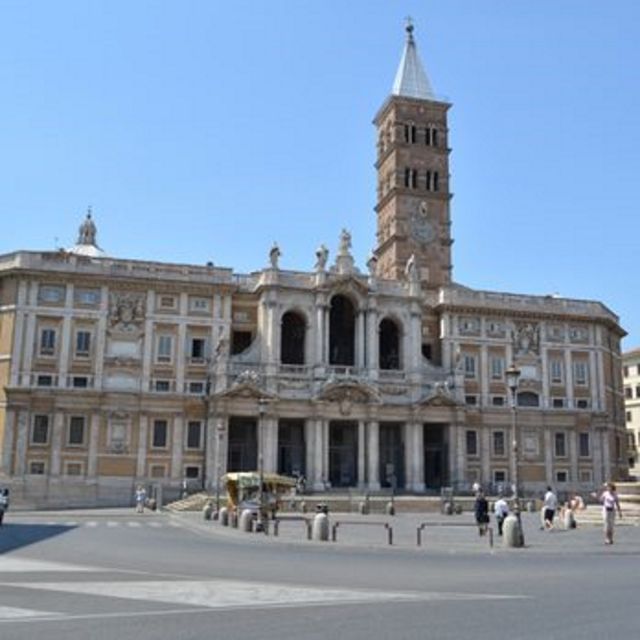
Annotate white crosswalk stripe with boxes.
[0,606,62,620]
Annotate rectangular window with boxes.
[150,464,166,478]
[75,330,91,357]
[185,466,200,479]
[550,359,563,384]
[579,433,590,457]
[625,387,633,399]
[37,375,53,387]
[490,356,504,380]
[552,397,565,408]
[493,431,505,456]
[68,416,85,446]
[493,469,507,484]
[38,285,65,303]
[464,355,476,379]
[636,385,640,399]
[190,297,210,312]
[152,420,168,448]
[623,366,629,378]
[65,462,83,476]
[187,421,202,449]
[576,398,590,409]
[159,296,176,309]
[188,381,205,394]
[554,432,566,457]
[433,171,439,192]
[627,411,633,423]
[579,469,592,483]
[29,461,46,475]
[425,170,432,190]
[74,288,100,306]
[466,430,478,456]
[156,335,173,363]
[465,395,477,406]
[492,396,505,407]
[32,415,49,444]
[72,376,88,388]
[154,380,171,392]
[190,338,206,361]
[39,328,56,356]
[555,470,568,483]
[573,361,588,386]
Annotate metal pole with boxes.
[202,374,211,492]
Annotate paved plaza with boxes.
[0,506,638,639]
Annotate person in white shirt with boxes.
[542,486,558,530]
[600,482,623,545]
[494,495,509,536]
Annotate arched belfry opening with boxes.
[281,311,306,365]
[379,318,401,370]
[329,294,356,366]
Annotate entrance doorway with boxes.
[227,417,257,471]
[329,421,358,487]
[423,423,448,490]
[379,422,405,489]
[278,419,306,478]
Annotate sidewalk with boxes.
[169,509,640,556]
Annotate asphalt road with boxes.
[0,509,638,640]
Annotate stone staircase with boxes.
[165,492,211,512]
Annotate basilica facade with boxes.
[0,25,627,507]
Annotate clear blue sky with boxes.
[1,1,639,349]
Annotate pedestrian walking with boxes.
[542,486,558,530]
[494,495,509,536]
[600,482,623,545]
[474,490,490,536]
[134,484,146,514]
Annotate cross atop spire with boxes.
[391,20,436,100]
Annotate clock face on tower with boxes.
[410,201,434,244]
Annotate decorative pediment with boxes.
[316,378,381,415]
[217,369,277,401]
[329,274,369,297]
[419,381,459,407]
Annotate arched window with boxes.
[329,295,356,366]
[281,311,306,365]
[379,318,401,370]
[517,392,540,407]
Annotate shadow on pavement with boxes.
[0,523,76,554]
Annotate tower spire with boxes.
[391,19,435,100]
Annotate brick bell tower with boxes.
[374,21,453,288]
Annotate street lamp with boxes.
[505,363,523,544]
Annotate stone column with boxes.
[569,429,578,486]
[481,427,491,485]
[357,420,366,489]
[314,300,326,366]
[141,290,155,392]
[136,415,149,478]
[408,305,422,373]
[21,312,37,386]
[589,351,598,410]
[366,303,379,374]
[87,413,101,477]
[564,350,574,408]
[356,312,366,369]
[50,412,65,476]
[14,412,28,476]
[94,285,109,390]
[408,421,425,492]
[480,345,489,408]
[602,428,611,482]
[544,428,553,486]
[448,423,457,489]
[58,285,74,387]
[263,416,278,474]
[176,295,187,393]
[311,418,324,490]
[9,280,28,386]
[170,416,184,480]
[367,420,380,490]
[541,345,550,409]
[1,409,16,475]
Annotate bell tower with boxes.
[374,21,453,288]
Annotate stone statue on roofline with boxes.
[269,242,281,269]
